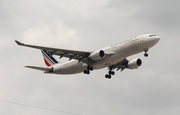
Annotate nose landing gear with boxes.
[144,53,148,57]
[144,48,149,57]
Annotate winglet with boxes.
[15,40,24,46]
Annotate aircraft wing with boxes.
[15,40,91,63]
[109,58,128,71]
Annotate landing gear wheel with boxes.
[84,70,90,75]
[108,75,111,79]
[89,67,93,71]
[87,70,90,74]
[105,70,115,79]
[111,71,115,75]
[108,71,115,75]
[84,65,93,75]
[144,53,148,57]
[109,71,115,75]
[84,70,87,74]
[87,66,93,71]
[105,74,109,78]
[105,74,111,79]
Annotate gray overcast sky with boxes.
[0,0,180,115]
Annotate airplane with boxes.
[15,34,160,79]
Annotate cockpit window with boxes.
[149,35,156,37]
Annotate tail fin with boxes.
[41,50,59,66]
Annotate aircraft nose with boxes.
[145,36,160,48]
[153,36,160,44]
[151,36,160,43]
[150,36,160,44]
[154,36,160,42]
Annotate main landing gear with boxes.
[105,70,115,79]
[84,66,116,79]
[84,66,93,75]
[144,48,148,57]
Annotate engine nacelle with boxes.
[89,50,105,61]
[127,58,142,69]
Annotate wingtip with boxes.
[24,66,30,68]
[15,40,24,45]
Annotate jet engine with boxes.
[127,58,142,69]
[89,50,105,61]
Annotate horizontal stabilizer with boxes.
[25,66,53,73]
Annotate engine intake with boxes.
[89,50,105,61]
[127,58,142,69]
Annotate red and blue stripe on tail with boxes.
[41,50,58,67]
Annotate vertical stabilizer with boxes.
[41,50,59,66]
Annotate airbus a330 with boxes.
[15,34,160,79]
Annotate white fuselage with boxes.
[51,34,160,74]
